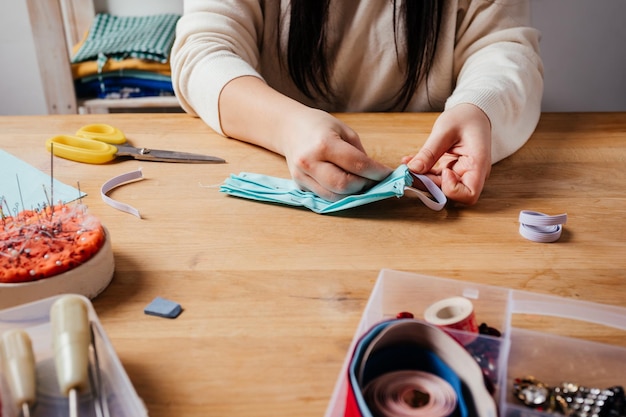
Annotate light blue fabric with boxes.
[219,164,446,213]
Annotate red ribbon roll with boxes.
[423,297,478,345]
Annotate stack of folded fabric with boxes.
[71,13,180,100]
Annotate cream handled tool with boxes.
[51,295,91,417]
[0,329,37,417]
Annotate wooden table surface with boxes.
[1,112,625,416]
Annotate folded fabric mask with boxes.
[219,164,446,214]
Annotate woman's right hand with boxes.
[219,76,392,201]
[278,108,393,201]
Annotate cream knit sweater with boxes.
[171,0,543,163]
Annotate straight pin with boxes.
[50,142,54,216]
[15,174,26,215]
[77,181,83,205]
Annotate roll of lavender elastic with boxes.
[518,210,568,243]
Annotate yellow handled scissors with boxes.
[46,124,226,164]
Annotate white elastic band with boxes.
[101,169,144,218]
[404,174,447,211]
[518,210,567,243]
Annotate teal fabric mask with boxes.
[219,164,446,214]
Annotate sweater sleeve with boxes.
[170,0,265,135]
[446,0,544,163]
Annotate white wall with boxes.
[530,0,626,111]
[0,0,47,115]
[1,1,625,115]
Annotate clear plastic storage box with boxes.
[325,269,626,417]
[0,295,148,417]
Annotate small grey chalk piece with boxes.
[144,297,182,318]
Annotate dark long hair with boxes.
[284,1,442,110]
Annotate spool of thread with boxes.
[423,297,478,345]
[363,370,457,417]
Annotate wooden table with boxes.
[1,112,625,416]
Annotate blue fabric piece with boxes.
[220,164,446,213]
[144,297,182,319]
[75,74,173,99]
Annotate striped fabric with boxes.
[71,13,180,72]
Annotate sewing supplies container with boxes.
[325,269,626,417]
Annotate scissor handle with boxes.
[46,135,117,164]
[75,124,126,144]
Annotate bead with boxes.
[513,376,626,417]
[520,385,549,406]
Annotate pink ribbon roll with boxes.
[363,370,457,417]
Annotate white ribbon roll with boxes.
[518,210,568,243]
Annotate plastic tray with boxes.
[325,269,626,417]
[0,295,148,417]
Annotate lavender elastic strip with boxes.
[404,173,447,211]
[518,210,568,243]
[100,168,144,218]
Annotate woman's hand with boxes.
[402,104,492,205]
[219,76,391,201]
[280,108,393,201]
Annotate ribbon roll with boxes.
[423,297,478,346]
[345,319,498,417]
[518,210,568,243]
[363,370,457,417]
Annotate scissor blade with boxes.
[117,145,226,163]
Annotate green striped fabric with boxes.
[71,13,180,72]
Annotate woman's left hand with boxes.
[402,103,492,206]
